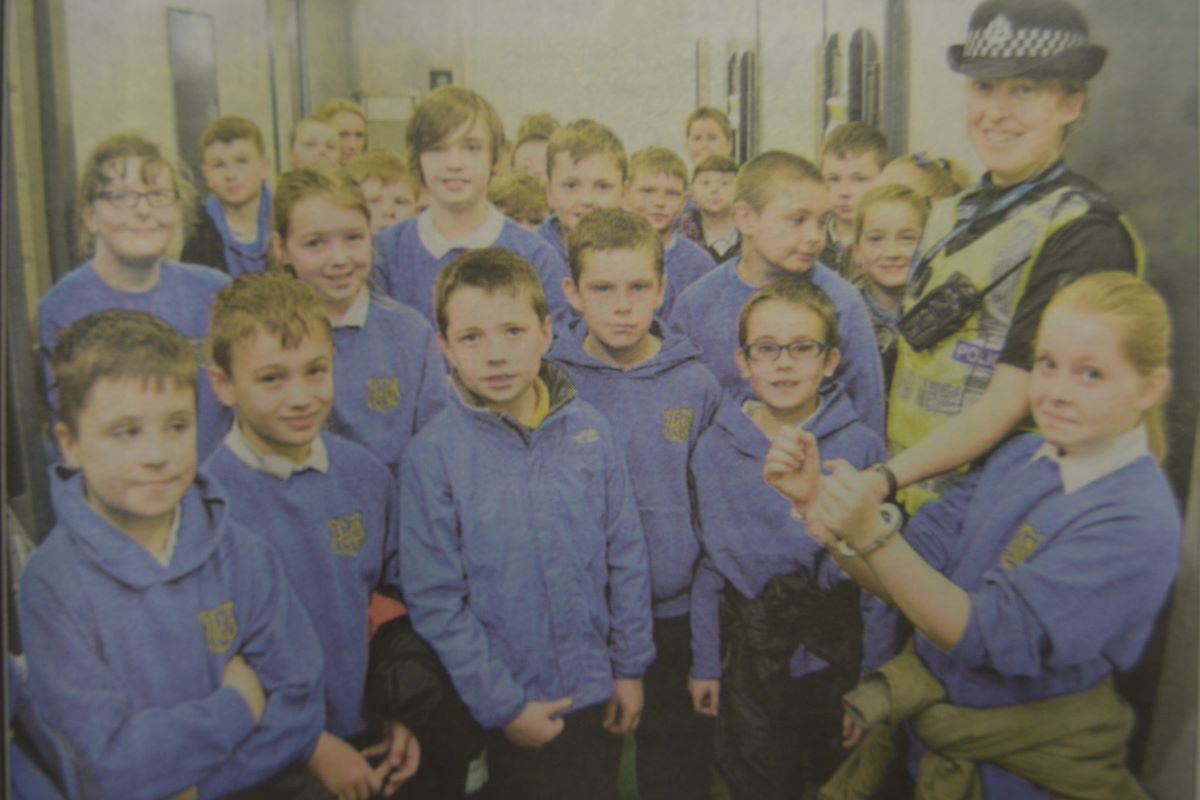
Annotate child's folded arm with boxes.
[197,539,327,798]
[600,433,655,677]
[397,444,527,728]
[19,574,257,800]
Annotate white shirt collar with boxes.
[224,421,330,480]
[705,225,739,252]
[330,286,370,329]
[416,204,507,259]
[1030,425,1150,494]
[151,505,182,568]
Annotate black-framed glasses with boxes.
[742,339,827,363]
[95,189,180,209]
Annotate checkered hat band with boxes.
[964,27,1087,59]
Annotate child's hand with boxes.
[361,721,421,797]
[602,678,644,735]
[763,426,823,514]
[503,698,572,748]
[687,678,719,717]
[221,655,265,723]
[841,713,864,749]
[818,460,889,551]
[308,731,381,800]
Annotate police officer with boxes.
[870,0,1142,511]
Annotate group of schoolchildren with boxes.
[13,32,1181,800]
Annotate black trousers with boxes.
[635,614,716,800]
[483,702,622,800]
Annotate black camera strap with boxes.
[908,163,1068,292]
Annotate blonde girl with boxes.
[766,272,1179,798]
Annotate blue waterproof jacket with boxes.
[398,362,655,728]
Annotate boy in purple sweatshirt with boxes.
[20,309,324,799]
[202,273,420,799]
[549,208,723,800]
[689,279,898,799]
[623,147,718,318]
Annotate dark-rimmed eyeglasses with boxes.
[742,339,827,363]
[95,190,180,209]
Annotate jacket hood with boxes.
[713,381,860,458]
[548,318,703,379]
[50,465,232,589]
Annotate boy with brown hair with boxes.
[669,150,885,435]
[683,154,741,263]
[538,118,626,262]
[346,148,420,232]
[550,208,722,800]
[819,122,889,278]
[183,116,273,277]
[21,309,324,799]
[488,170,550,231]
[204,273,420,799]
[400,247,654,799]
[624,147,717,317]
[372,86,570,324]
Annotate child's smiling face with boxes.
[83,157,181,268]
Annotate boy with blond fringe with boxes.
[819,123,889,279]
[538,119,627,263]
[624,147,718,318]
[204,273,420,799]
[372,86,570,324]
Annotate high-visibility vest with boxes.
[888,181,1143,513]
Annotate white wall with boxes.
[351,0,756,161]
[63,0,278,170]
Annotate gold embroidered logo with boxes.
[197,601,237,654]
[1000,523,1042,569]
[190,338,211,369]
[327,512,367,557]
[662,409,694,443]
[366,377,401,414]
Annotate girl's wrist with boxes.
[837,503,902,556]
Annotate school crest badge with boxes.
[662,409,694,443]
[366,377,401,414]
[197,601,237,654]
[327,512,366,557]
[1000,523,1042,569]
[189,337,211,369]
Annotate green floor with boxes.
[617,735,730,800]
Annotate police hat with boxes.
[947,0,1107,81]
